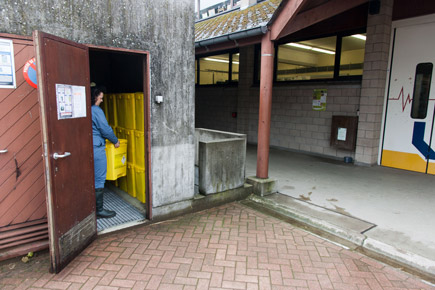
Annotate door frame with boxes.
[87,44,153,220]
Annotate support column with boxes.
[355,0,393,165]
[247,31,277,196]
[256,31,274,179]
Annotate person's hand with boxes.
[114,141,120,148]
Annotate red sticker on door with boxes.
[23,58,37,89]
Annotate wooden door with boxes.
[34,31,96,273]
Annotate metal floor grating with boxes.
[97,189,144,232]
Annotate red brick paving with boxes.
[0,202,433,289]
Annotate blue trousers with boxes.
[93,146,107,189]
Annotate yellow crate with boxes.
[105,139,127,180]
[116,127,125,139]
[107,94,117,127]
[102,94,109,120]
[134,131,145,168]
[124,129,135,164]
[135,92,144,132]
[135,165,146,203]
[126,163,136,197]
[116,93,136,130]
[118,176,128,192]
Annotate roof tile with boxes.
[195,0,282,42]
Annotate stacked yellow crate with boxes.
[104,92,146,203]
[134,92,146,203]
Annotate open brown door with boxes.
[34,31,96,273]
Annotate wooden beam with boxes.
[270,0,307,41]
[276,0,368,39]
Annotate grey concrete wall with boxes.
[0,0,196,208]
[195,86,238,132]
[196,45,361,159]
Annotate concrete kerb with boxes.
[245,194,435,282]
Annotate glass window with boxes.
[199,54,229,85]
[277,36,337,81]
[195,59,197,84]
[340,34,366,77]
[411,63,433,119]
[232,53,239,82]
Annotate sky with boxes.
[195,0,224,12]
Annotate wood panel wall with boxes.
[0,34,48,261]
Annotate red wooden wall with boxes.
[0,34,48,260]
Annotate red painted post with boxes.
[256,31,274,179]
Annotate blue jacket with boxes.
[91,105,118,147]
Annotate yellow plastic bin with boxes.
[135,165,146,203]
[134,130,145,168]
[135,92,144,132]
[116,93,136,130]
[116,127,126,139]
[107,94,117,127]
[105,139,127,180]
[126,163,136,197]
[125,129,136,164]
[118,176,127,192]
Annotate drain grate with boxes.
[97,189,144,232]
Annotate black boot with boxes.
[95,188,116,219]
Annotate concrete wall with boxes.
[0,0,196,208]
[195,86,238,132]
[196,45,361,160]
[195,128,247,194]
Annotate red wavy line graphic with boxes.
[388,87,435,112]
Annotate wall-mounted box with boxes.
[330,116,358,151]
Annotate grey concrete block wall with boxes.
[355,0,393,165]
[195,86,238,132]
[0,0,196,208]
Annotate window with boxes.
[277,36,337,81]
[411,63,433,119]
[232,53,239,82]
[340,34,366,77]
[273,32,366,82]
[196,50,239,85]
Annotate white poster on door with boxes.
[0,38,16,89]
[56,84,87,120]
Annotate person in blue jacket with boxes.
[91,86,119,219]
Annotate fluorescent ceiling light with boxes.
[204,57,229,63]
[351,34,366,40]
[204,57,239,64]
[311,47,335,55]
[286,42,335,55]
[287,43,312,50]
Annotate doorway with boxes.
[89,47,151,232]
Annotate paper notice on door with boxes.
[56,84,87,120]
[337,127,347,141]
[0,38,16,89]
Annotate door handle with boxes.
[0,149,7,154]
[53,152,71,160]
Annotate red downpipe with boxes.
[256,31,274,179]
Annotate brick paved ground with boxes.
[0,202,433,289]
